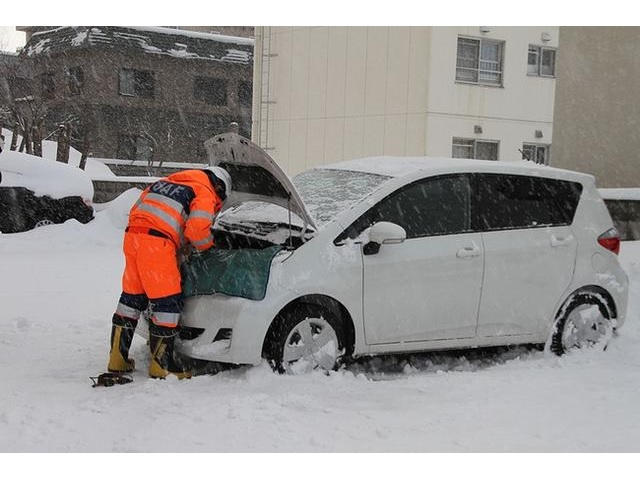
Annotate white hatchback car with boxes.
[147,133,629,373]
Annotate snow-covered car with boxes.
[0,149,94,233]
[139,133,629,374]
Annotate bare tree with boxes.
[79,127,90,170]
[0,51,47,157]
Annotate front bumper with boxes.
[174,293,274,365]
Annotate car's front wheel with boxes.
[34,219,54,228]
[550,293,614,355]
[264,305,345,374]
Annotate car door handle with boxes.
[456,246,481,258]
[550,234,574,247]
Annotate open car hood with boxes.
[205,132,317,232]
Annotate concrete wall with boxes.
[92,179,154,203]
[552,27,640,188]
[254,26,558,175]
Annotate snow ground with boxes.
[1,191,640,462]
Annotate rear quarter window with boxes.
[473,173,582,231]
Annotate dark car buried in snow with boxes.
[0,185,94,233]
[0,151,94,234]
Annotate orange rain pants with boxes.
[120,231,182,327]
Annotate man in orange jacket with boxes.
[107,166,232,379]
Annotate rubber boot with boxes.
[148,323,193,379]
[107,314,137,373]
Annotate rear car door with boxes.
[473,173,582,337]
[358,174,484,344]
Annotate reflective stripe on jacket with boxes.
[128,170,222,251]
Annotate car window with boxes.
[473,173,583,231]
[544,177,583,224]
[339,174,471,241]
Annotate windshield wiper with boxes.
[217,219,310,235]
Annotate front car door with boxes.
[473,173,581,337]
[353,174,484,345]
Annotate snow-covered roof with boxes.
[22,26,254,65]
[127,27,253,46]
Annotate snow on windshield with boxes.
[293,168,391,225]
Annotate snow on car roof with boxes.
[0,149,94,201]
[323,156,594,182]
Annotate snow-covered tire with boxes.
[264,305,345,374]
[550,293,614,355]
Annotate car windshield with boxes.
[293,168,392,226]
[217,167,391,235]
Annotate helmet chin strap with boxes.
[203,169,227,200]
[215,181,227,201]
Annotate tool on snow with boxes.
[90,372,134,387]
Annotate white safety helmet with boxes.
[205,166,232,200]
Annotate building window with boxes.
[8,76,33,99]
[522,143,550,164]
[67,67,84,96]
[136,137,154,162]
[452,137,499,160]
[456,37,504,86]
[117,134,135,160]
[119,68,155,98]
[41,73,55,100]
[238,81,252,107]
[193,77,228,106]
[117,134,154,161]
[528,46,556,77]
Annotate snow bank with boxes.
[93,187,140,229]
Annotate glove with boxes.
[193,246,214,256]
[177,243,194,265]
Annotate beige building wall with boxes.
[253,26,558,175]
[552,27,640,188]
[427,27,557,160]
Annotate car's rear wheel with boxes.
[264,305,344,374]
[550,293,614,355]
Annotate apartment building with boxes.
[252,26,558,175]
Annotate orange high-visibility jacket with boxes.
[128,170,222,251]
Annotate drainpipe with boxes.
[251,26,264,145]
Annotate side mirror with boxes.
[363,222,407,255]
